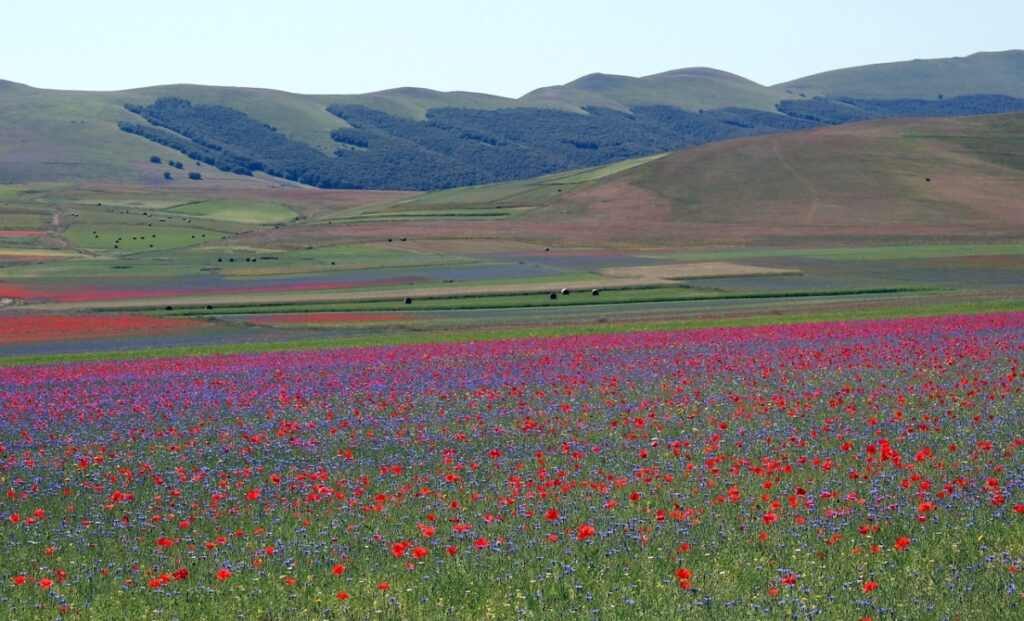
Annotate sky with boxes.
[2,0,1021,97]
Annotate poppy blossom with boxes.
[577,524,596,540]
[216,568,232,581]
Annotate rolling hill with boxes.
[2,50,1023,190]
[778,50,1024,99]
[247,111,1024,248]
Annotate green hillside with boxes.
[323,112,1024,247]
[0,81,333,185]
[778,50,1024,99]
[2,50,1023,189]
[325,87,523,120]
[522,67,785,112]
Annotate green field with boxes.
[167,199,298,224]
[0,109,1022,364]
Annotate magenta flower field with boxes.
[2,313,1023,619]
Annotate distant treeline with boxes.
[121,98,358,188]
[324,105,820,189]
[778,94,1024,124]
[120,94,1024,190]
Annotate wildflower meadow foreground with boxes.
[2,313,1023,620]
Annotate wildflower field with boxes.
[1,313,1023,620]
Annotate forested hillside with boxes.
[118,94,1024,189]
[4,50,1023,189]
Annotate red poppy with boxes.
[39,578,54,589]
[545,509,559,521]
[862,580,878,593]
[332,564,346,575]
[337,591,349,600]
[378,582,390,590]
[12,575,26,586]
[894,537,911,551]
[577,524,596,540]
[392,541,411,558]
[446,546,459,555]
[474,537,489,549]
[412,546,429,559]
[216,568,232,581]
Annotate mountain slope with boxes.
[0,81,343,185]
[292,112,1024,248]
[2,51,1024,189]
[778,50,1024,99]
[522,67,785,112]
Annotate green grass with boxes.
[543,154,666,184]
[522,67,786,112]
[778,50,1024,99]
[0,186,27,200]
[650,243,1024,262]
[150,285,929,318]
[63,224,228,252]
[167,199,298,224]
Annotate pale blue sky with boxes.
[3,0,1020,96]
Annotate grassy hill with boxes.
[0,81,338,186]
[778,50,1024,99]
[2,51,1023,189]
[302,112,1024,247]
[522,67,785,112]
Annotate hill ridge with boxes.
[3,50,1024,189]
